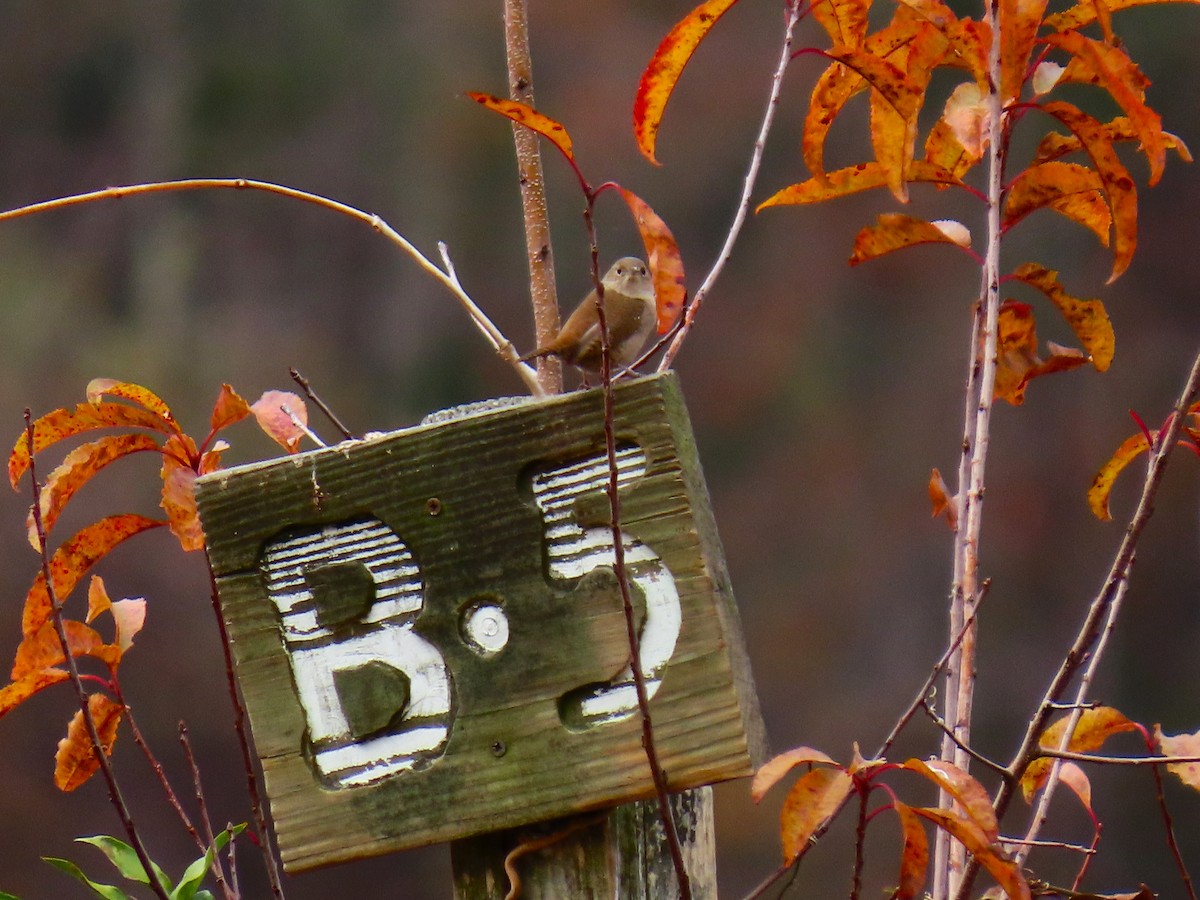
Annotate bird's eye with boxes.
[616,266,625,275]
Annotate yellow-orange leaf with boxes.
[1056,762,1093,812]
[892,802,930,900]
[1000,0,1050,102]
[780,767,854,864]
[1154,725,1200,791]
[251,391,308,454]
[10,402,177,489]
[752,746,837,802]
[86,574,111,624]
[825,46,922,124]
[1042,101,1137,282]
[1043,32,1165,186]
[466,93,574,164]
[633,0,741,165]
[1046,0,1199,32]
[0,669,69,720]
[28,434,163,548]
[928,467,958,529]
[994,302,1090,405]
[911,807,1030,900]
[85,577,145,654]
[850,214,972,265]
[616,187,686,332]
[55,693,123,792]
[1005,162,1110,247]
[210,383,252,433]
[1011,263,1114,371]
[759,161,962,209]
[803,60,869,182]
[22,514,164,638]
[161,434,204,552]
[904,759,999,841]
[1041,706,1138,753]
[924,120,979,181]
[813,0,871,46]
[1088,431,1150,520]
[1034,117,1192,166]
[85,379,178,430]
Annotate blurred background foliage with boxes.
[0,1,1198,897]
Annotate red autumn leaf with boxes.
[615,187,687,332]
[1154,725,1200,792]
[994,301,1090,405]
[1000,0,1050,102]
[633,0,741,165]
[28,434,163,548]
[751,746,837,802]
[210,383,252,433]
[251,391,309,454]
[780,767,854,864]
[759,161,962,210]
[1042,101,1138,282]
[466,93,574,164]
[892,802,930,900]
[11,619,114,681]
[904,758,999,841]
[850,214,973,265]
[1043,32,1166,186]
[85,378,178,427]
[929,467,958,529]
[55,692,124,792]
[911,806,1030,900]
[161,434,204,552]
[1088,431,1150,520]
[1010,263,1114,372]
[10,401,177,489]
[22,514,164,638]
[1004,162,1111,246]
[0,669,69,720]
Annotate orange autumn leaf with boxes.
[1022,707,1139,799]
[22,514,164,638]
[1042,31,1166,185]
[616,187,687,332]
[55,693,124,792]
[28,434,163,548]
[892,802,930,900]
[850,214,973,265]
[904,758,999,841]
[994,301,1090,405]
[1088,430,1150,520]
[86,576,145,654]
[10,401,177,489]
[210,383,252,433]
[924,120,980,181]
[911,806,1030,900]
[803,60,869,182]
[633,0,741,165]
[760,161,962,209]
[1010,263,1114,371]
[1004,162,1111,246]
[941,82,990,161]
[0,669,69,720]
[85,378,178,430]
[824,46,923,125]
[466,93,574,164]
[1034,117,1192,166]
[1154,725,1200,792]
[1042,101,1138,282]
[780,767,854,864]
[161,434,204,552]
[929,467,958,529]
[813,0,871,47]
[1046,0,1199,32]
[1000,0,1050,102]
[11,619,114,681]
[1056,762,1094,813]
[251,391,308,454]
[752,746,837,802]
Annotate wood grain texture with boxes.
[195,372,765,872]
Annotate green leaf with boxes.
[0,891,23,899]
[43,857,131,900]
[75,835,173,891]
[171,824,246,900]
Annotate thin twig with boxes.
[1147,744,1198,900]
[203,551,286,899]
[121,705,204,853]
[289,368,354,440]
[0,179,544,397]
[24,412,172,900]
[657,0,803,371]
[179,722,236,900]
[849,787,868,900]
[921,701,1011,779]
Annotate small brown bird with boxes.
[520,257,657,373]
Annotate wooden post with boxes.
[195,372,764,885]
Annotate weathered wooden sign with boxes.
[194,372,765,872]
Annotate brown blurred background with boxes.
[1,1,1198,897]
